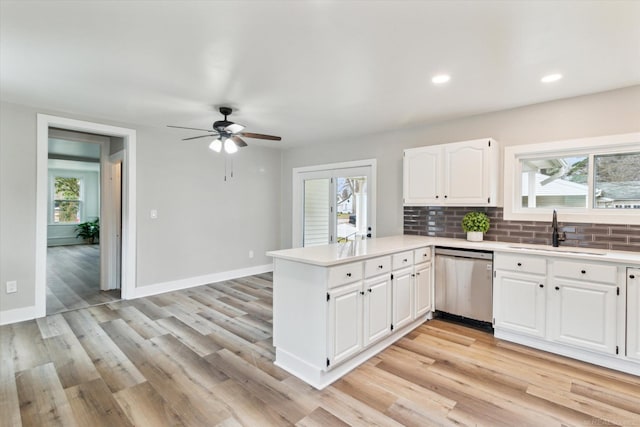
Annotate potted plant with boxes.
[461,211,490,242]
[76,218,100,244]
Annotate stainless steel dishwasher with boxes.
[435,247,493,324]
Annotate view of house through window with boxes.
[594,152,640,209]
[53,176,82,223]
[336,176,367,242]
[520,151,640,210]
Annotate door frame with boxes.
[292,159,377,248]
[36,114,137,317]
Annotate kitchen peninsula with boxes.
[268,236,640,389]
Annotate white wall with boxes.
[280,85,640,248]
[0,101,282,315]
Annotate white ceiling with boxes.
[1,1,639,147]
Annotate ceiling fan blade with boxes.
[182,134,218,141]
[225,123,245,134]
[168,125,214,132]
[239,132,281,141]
[230,136,248,147]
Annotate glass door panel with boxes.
[303,178,330,247]
[336,176,367,242]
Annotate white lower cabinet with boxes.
[494,270,546,338]
[549,279,618,355]
[392,267,414,330]
[628,269,640,361]
[363,275,392,346]
[327,281,363,365]
[414,262,432,318]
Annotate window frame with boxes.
[49,173,85,225]
[503,132,640,225]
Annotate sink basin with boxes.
[507,246,606,256]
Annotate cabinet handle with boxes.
[517,262,522,267]
[581,270,586,274]
[368,288,372,293]
[631,274,636,279]
[346,273,351,277]
[444,195,448,198]
[555,286,560,290]
[359,291,365,295]
[435,195,439,199]
[403,259,408,263]
[539,284,544,288]
[416,272,421,276]
[378,265,384,269]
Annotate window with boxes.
[504,133,640,225]
[52,176,83,223]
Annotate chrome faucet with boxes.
[552,209,566,247]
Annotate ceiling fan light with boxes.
[225,123,245,134]
[224,139,238,154]
[209,138,222,152]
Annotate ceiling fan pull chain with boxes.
[224,157,228,181]
[230,159,234,179]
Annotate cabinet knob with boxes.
[539,284,544,288]
[378,265,383,269]
[435,195,439,199]
[631,275,636,279]
[581,270,586,274]
[359,291,365,295]
[403,259,408,263]
[368,288,372,293]
[517,262,522,267]
[555,286,560,290]
[416,272,421,276]
[346,272,351,277]
[444,195,448,198]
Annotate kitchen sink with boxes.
[507,246,607,256]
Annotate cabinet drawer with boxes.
[553,260,617,285]
[364,256,391,278]
[495,253,546,275]
[328,262,363,288]
[392,251,414,270]
[414,247,432,264]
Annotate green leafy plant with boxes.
[76,218,100,244]
[461,212,490,233]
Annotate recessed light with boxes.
[432,74,450,85]
[541,73,563,83]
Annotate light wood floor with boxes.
[47,244,120,315]
[2,272,640,426]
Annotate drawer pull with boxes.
[359,291,364,295]
[368,288,372,293]
[403,259,408,263]
[555,286,560,290]
[517,262,522,267]
[378,265,384,269]
[346,273,351,277]
[631,274,636,279]
[539,284,544,288]
[581,270,586,274]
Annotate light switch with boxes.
[150,209,158,219]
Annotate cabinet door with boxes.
[363,275,392,346]
[626,269,640,361]
[414,262,432,318]
[550,279,617,355]
[444,139,492,205]
[403,146,441,205]
[327,282,363,367]
[392,267,414,330]
[493,271,546,338]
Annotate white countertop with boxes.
[266,235,640,266]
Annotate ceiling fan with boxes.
[167,106,281,154]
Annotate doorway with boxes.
[292,159,377,248]
[35,114,136,318]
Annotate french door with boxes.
[293,160,376,248]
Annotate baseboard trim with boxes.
[129,263,273,299]
[0,305,39,326]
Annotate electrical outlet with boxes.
[6,280,17,294]
[249,250,254,259]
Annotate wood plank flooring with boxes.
[3,272,640,426]
[46,245,120,315]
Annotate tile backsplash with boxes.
[403,206,640,252]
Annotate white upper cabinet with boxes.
[403,138,499,206]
